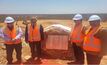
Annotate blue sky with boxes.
[0,0,107,14]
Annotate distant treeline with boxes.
[0,14,107,22]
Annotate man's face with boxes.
[31,19,37,26]
[74,20,82,25]
[89,20,100,27]
[7,22,14,28]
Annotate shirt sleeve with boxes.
[14,27,23,39]
[25,25,28,42]
[0,28,4,38]
[94,28,103,39]
[40,24,44,40]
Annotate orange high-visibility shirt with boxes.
[83,27,101,52]
[71,25,84,43]
[3,27,21,44]
[28,25,41,42]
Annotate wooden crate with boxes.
[42,34,75,60]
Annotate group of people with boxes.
[0,16,44,64]
[0,14,103,65]
[70,14,103,65]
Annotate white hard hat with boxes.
[73,14,83,20]
[88,15,101,21]
[5,16,15,23]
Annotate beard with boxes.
[7,25,14,30]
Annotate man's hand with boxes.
[12,38,16,42]
[75,42,83,48]
[68,40,71,44]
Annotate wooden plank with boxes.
[46,35,69,50]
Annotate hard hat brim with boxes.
[73,18,82,20]
[5,21,14,23]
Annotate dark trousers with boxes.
[5,43,22,64]
[72,42,84,64]
[29,41,41,59]
[86,53,102,65]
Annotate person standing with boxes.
[83,15,102,65]
[0,16,23,64]
[25,16,44,61]
[70,14,85,64]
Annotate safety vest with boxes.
[3,26,21,45]
[83,27,101,52]
[28,25,41,42]
[71,25,84,43]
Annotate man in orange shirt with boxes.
[0,17,23,64]
[83,15,102,65]
[25,17,44,61]
[70,14,85,64]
